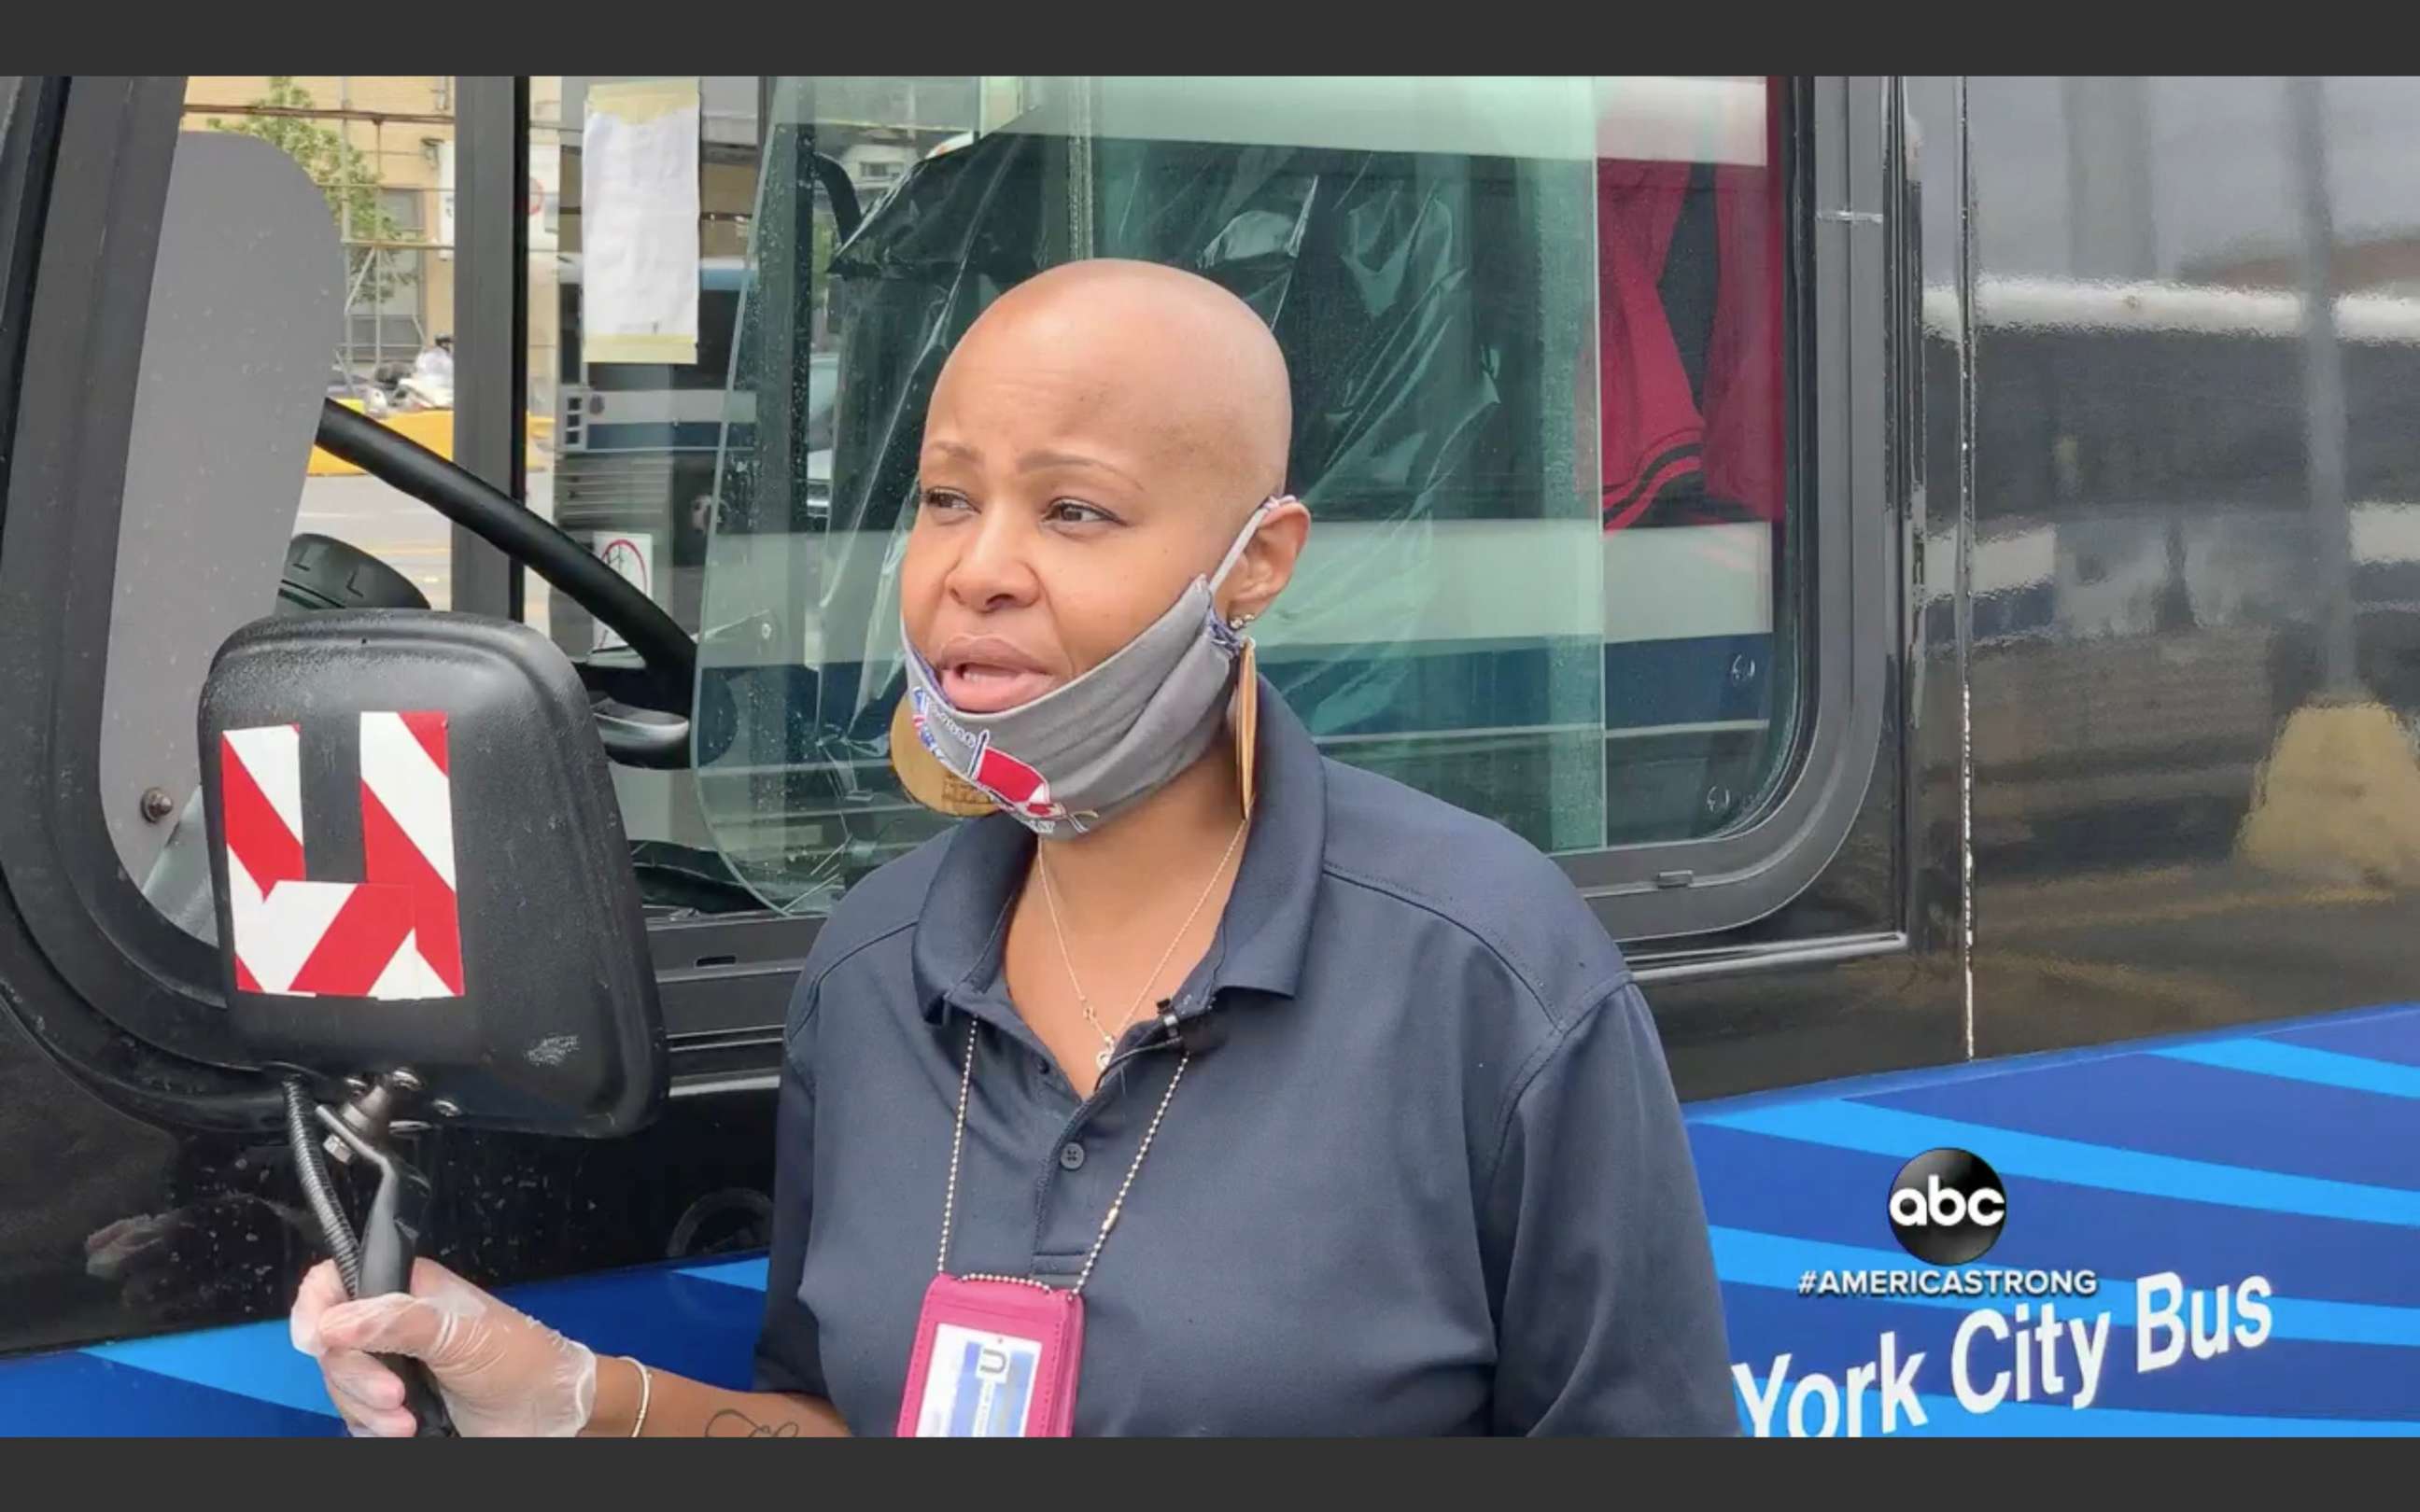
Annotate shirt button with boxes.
[1058,1141,1087,1171]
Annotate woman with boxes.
[292,259,1738,1437]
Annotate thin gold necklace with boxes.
[1034,810,1249,1071]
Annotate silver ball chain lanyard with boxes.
[893,1017,1190,1437]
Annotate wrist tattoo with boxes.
[705,1407,802,1438]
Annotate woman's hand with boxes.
[290,1256,598,1436]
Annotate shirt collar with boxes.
[913,672,1326,1023]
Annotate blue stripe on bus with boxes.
[1695,1099,2420,1227]
[1684,1001,2420,1116]
[1861,1055,2420,1192]
[29,1255,781,1435]
[676,1254,770,1291]
[2152,1039,2420,1099]
[84,1323,339,1419]
[494,1266,767,1393]
[2258,1008,2420,1070]
[0,1351,339,1437]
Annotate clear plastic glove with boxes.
[289,1256,598,1437]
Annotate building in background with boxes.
[183,76,457,385]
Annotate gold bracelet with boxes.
[624,1355,653,1437]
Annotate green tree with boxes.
[206,77,416,311]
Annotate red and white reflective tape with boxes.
[218,711,463,1000]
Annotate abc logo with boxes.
[1886,1148,2007,1265]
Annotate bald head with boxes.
[936,259,1293,508]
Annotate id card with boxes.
[916,1324,1042,1435]
[897,1274,1085,1436]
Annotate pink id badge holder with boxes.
[896,1274,1085,1437]
[898,1021,1193,1437]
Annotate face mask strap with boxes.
[1207,496,1288,594]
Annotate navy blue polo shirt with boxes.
[753,678,1737,1435]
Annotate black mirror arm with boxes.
[317,1105,457,1438]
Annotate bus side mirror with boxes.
[199,611,666,1136]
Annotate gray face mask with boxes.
[900,499,1277,835]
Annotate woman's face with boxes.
[901,331,1281,715]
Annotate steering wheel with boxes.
[313,399,696,769]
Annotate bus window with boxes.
[189,77,459,608]
[523,77,782,902]
[689,77,1799,916]
[104,77,459,939]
